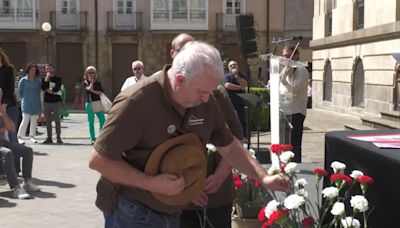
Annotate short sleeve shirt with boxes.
[94,65,234,214]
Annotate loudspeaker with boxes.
[236,14,258,58]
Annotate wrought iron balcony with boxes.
[50,11,87,31]
[107,11,142,32]
[216,13,238,32]
[0,8,38,29]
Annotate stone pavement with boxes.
[0,109,361,228]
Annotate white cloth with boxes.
[280,67,309,116]
[120,75,147,91]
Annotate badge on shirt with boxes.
[188,115,204,126]
[167,124,177,135]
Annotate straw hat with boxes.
[144,133,206,206]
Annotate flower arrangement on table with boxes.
[232,148,273,219]
[257,144,374,228]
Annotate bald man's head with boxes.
[170,33,195,59]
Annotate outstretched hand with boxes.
[262,173,291,194]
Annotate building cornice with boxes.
[310,21,400,50]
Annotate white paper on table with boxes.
[347,133,400,148]
[372,141,400,149]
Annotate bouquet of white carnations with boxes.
[257,144,374,228]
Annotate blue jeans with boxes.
[0,105,20,175]
[104,196,181,228]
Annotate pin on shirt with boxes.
[167,124,177,136]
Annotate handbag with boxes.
[91,100,104,113]
[100,93,112,113]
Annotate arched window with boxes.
[352,58,365,107]
[323,60,333,101]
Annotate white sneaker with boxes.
[30,137,37,143]
[23,181,41,192]
[17,138,25,144]
[13,186,31,199]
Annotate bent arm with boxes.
[217,138,266,181]
[89,149,153,190]
[224,82,243,91]
[89,149,185,196]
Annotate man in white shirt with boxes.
[279,46,309,163]
[120,60,147,91]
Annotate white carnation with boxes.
[350,195,369,212]
[322,187,339,199]
[350,170,364,179]
[296,189,308,199]
[264,200,280,218]
[341,217,361,228]
[279,151,294,163]
[284,162,298,175]
[331,202,345,216]
[331,161,346,173]
[295,178,308,188]
[206,143,217,152]
[284,194,305,210]
[268,165,281,175]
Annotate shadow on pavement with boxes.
[0,197,17,207]
[32,178,76,188]
[33,151,48,156]
[30,191,56,199]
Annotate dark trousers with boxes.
[180,203,233,228]
[280,113,305,163]
[234,104,247,138]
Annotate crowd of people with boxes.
[0,33,310,228]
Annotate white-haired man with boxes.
[89,41,289,228]
[120,60,147,91]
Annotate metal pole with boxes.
[95,0,98,68]
[45,34,49,63]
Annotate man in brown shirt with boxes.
[89,41,289,228]
[172,33,243,228]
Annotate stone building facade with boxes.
[0,0,313,101]
[311,0,400,116]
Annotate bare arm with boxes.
[89,149,185,196]
[224,82,243,91]
[217,138,290,193]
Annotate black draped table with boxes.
[325,130,400,226]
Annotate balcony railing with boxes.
[216,13,238,32]
[0,8,38,29]
[50,11,87,31]
[107,11,141,32]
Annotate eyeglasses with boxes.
[133,67,142,70]
[229,64,237,67]
[87,72,95,74]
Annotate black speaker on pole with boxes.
[235,14,258,58]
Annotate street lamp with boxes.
[41,22,52,63]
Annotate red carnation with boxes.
[356,175,374,184]
[232,173,240,180]
[330,173,353,186]
[270,144,284,153]
[314,167,329,176]
[302,216,315,227]
[258,208,265,222]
